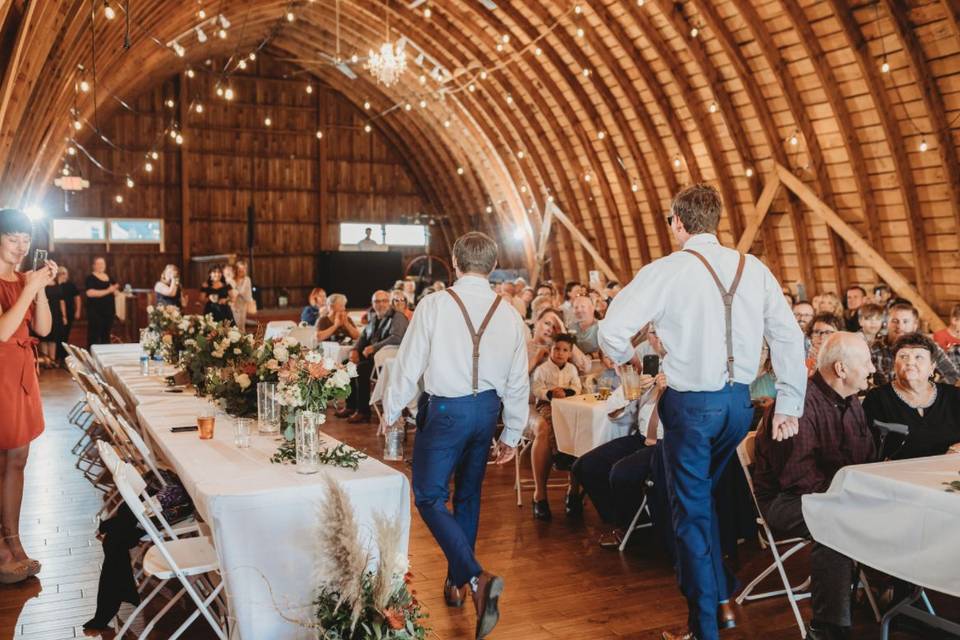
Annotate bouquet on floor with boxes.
[178,317,257,394]
[313,475,427,640]
[143,304,185,362]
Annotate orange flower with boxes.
[383,608,405,630]
[403,571,414,584]
[308,363,328,380]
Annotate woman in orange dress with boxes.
[0,209,56,583]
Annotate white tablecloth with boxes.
[551,394,629,457]
[369,350,420,415]
[802,454,960,598]
[92,344,411,640]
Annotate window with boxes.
[384,224,427,246]
[109,219,163,243]
[52,218,106,242]
[340,223,384,245]
[338,222,427,247]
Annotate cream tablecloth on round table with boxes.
[92,344,411,640]
[802,454,960,598]
[550,394,630,457]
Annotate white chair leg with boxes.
[136,585,187,640]
[769,545,807,638]
[858,569,882,623]
[115,578,169,637]
[619,497,652,552]
[169,580,227,640]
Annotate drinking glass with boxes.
[597,377,613,401]
[257,382,280,435]
[295,411,322,474]
[383,420,404,461]
[618,365,645,401]
[197,410,216,440]
[234,417,252,448]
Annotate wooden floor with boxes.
[5,368,952,639]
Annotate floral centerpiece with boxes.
[312,475,427,639]
[276,349,356,437]
[143,304,186,362]
[202,335,304,417]
[178,316,256,394]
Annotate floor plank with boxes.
[4,368,951,639]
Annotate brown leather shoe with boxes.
[346,412,370,424]
[443,577,464,608]
[718,601,736,629]
[334,407,352,419]
[661,632,696,640]
[472,571,504,639]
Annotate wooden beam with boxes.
[775,163,945,330]
[545,201,618,284]
[177,73,191,275]
[0,0,37,175]
[530,203,554,289]
[736,175,782,254]
[316,85,327,252]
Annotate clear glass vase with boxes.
[257,382,280,435]
[295,410,322,474]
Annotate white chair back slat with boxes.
[117,414,167,487]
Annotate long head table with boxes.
[92,344,411,639]
[802,454,960,598]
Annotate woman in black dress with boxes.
[200,265,235,324]
[863,332,960,460]
[55,266,80,362]
[85,257,118,346]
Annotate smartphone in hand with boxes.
[642,354,660,376]
[32,249,47,272]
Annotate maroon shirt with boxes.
[753,371,876,510]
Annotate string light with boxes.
[708,101,718,114]
[485,205,493,214]
[637,0,645,5]
[165,99,175,108]
[582,67,591,77]
[67,146,76,156]
[584,172,592,182]
[363,100,371,110]
[196,27,208,43]
[218,28,227,39]
[73,119,82,131]
[576,27,585,38]
[351,54,360,64]
[126,177,135,188]
[286,11,295,22]
[144,161,153,172]
[170,129,178,139]
[673,156,682,168]
[457,166,465,175]
[216,86,224,97]
[517,150,525,159]
[881,58,890,74]
[419,99,427,108]
[316,130,323,139]
[172,42,186,57]
[305,84,313,94]
[919,139,928,152]
[745,167,754,177]
[186,68,196,78]
[264,116,272,126]
[501,34,510,44]
[238,59,247,70]
[597,130,606,140]
[506,94,514,105]
[789,133,799,146]
[424,6,432,18]
[535,46,543,56]
[574,4,583,14]
[631,182,639,192]
[79,80,90,93]
[690,26,699,38]
[150,151,159,160]
[480,70,488,80]
[224,87,234,100]
[418,74,427,85]
[115,194,124,203]
[468,83,476,92]
[198,9,206,19]
[175,133,184,145]
[443,119,451,128]
[103,1,116,20]
[248,52,256,61]
[364,123,372,133]
[194,103,203,113]
[404,103,412,111]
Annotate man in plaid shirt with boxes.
[870,302,959,385]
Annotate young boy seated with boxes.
[527,334,582,521]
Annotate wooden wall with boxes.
[39,54,436,308]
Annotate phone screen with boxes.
[32,249,47,272]
[642,354,660,376]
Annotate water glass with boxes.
[234,417,252,448]
[257,382,280,434]
[295,411,322,474]
[618,365,645,401]
[383,421,404,461]
[197,410,216,440]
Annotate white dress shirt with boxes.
[384,275,530,446]
[598,234,807,417]
[531,358,582,402]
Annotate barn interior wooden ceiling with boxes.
[0,0,958,317]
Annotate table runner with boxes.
[92,344,411,639]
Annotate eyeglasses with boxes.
[373,298,390,304]
[811,329,836,337]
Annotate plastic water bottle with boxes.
[383,422,404,461]
[140,351,149,376]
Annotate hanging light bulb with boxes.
[597,130,606,140]
[919,139,928,152]
[286,11,295,22]
[881,58,890,73]
[144,161,154,172]
[535,46,543,56]
[216,86,224,97]
[690,26,699,38]
[419,74,427,85]
[79,79,91,93]
[172,42,186,58]
[248,52,257,61]
[264,116,272,126]
[115,194,125,204]
[363,100,371,110]
[151,151,159,160]
[745,167,754,177]
[315,130,323,139]
[218,28,227,39]
[198,9,206,19]
[506,93,514,105]
[170,129,178,139]
[485,205,493,214]
[219,14,231,29]
[305,84,313,94]
[708,101,718,113]
[468,83,476,92]
[67,145,76,156]
[165,99,175,108]
[584,172,592,182]
[186,68,196,78]
[574,4,583,14]
[238,59,247,70]
[175,133,184,145]
[520,185,528,193]
[631,182,639,192]
[637,0,645,5]
[443,119,451,128]
[404,103,412,111]
[496,43,503,52]
[789,133,799,146]
[480,70,488,80]
[103,1,116,20]
[673,156,682,168]
[351,54,359,64]
[576,27,585,38]
[419,99,427,108]
[224,87,234,100]
[126,176,135,188]
[364,123,372,133]
[424,6,432,18]
[457,166,465,175]
[73,119,82,131]
[194,103,203,113]
[517,150,525,159]
[62,166,71,176]
[501,34,510,44]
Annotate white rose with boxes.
[305,350,323,364]
[273,345,289,363]
[233,348,241,355]
[228,329,242,343]
[235,373,252,390]
[285,337,299,347]
[345,362,358,378]
[330,369,351,388]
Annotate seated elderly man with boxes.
[753,332,877,640]
[315,293,360,343]
[871,303,959,385]
[336,290,408,423]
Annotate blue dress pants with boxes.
[412,390,500,587]
[657,384,753,640]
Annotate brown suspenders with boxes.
[445,289,504,396]
[683,249,746,384]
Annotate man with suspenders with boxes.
[599,184,807,640]
[384,232,530,640]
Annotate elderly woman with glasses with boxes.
[316,293,359,343]
[390,290,413,321]
[805,312,843,376]
[863,332,960,460]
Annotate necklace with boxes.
[892,379,937,410]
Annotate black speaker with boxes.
[246,205,255,249]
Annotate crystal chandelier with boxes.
[366,39,406,86]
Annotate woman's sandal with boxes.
[3,536,40,578]
[0,559,31,584]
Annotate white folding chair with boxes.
[618,481,654,551]
[263,320,296,340]
[513,412,567,506]
[113,465,226,640]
